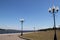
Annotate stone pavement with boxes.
[0,33,25,40]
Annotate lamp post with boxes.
[33,27,35,32]
[20,18,24,36]
[48,5,59,40]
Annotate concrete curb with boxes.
[18,36,31,40]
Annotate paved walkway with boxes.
[0,33,25,40]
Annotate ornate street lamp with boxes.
[48,5,59,40]
[20,18,24,36]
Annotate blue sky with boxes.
[0,0,60,30]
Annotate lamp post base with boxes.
[21,34,23,36]
[54,30,57,40]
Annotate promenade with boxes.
[0,33,25,40]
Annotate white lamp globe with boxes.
[20,18,24,22]
[52,5,55,9]
[56,6,59,12]
[48,7,51,12]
